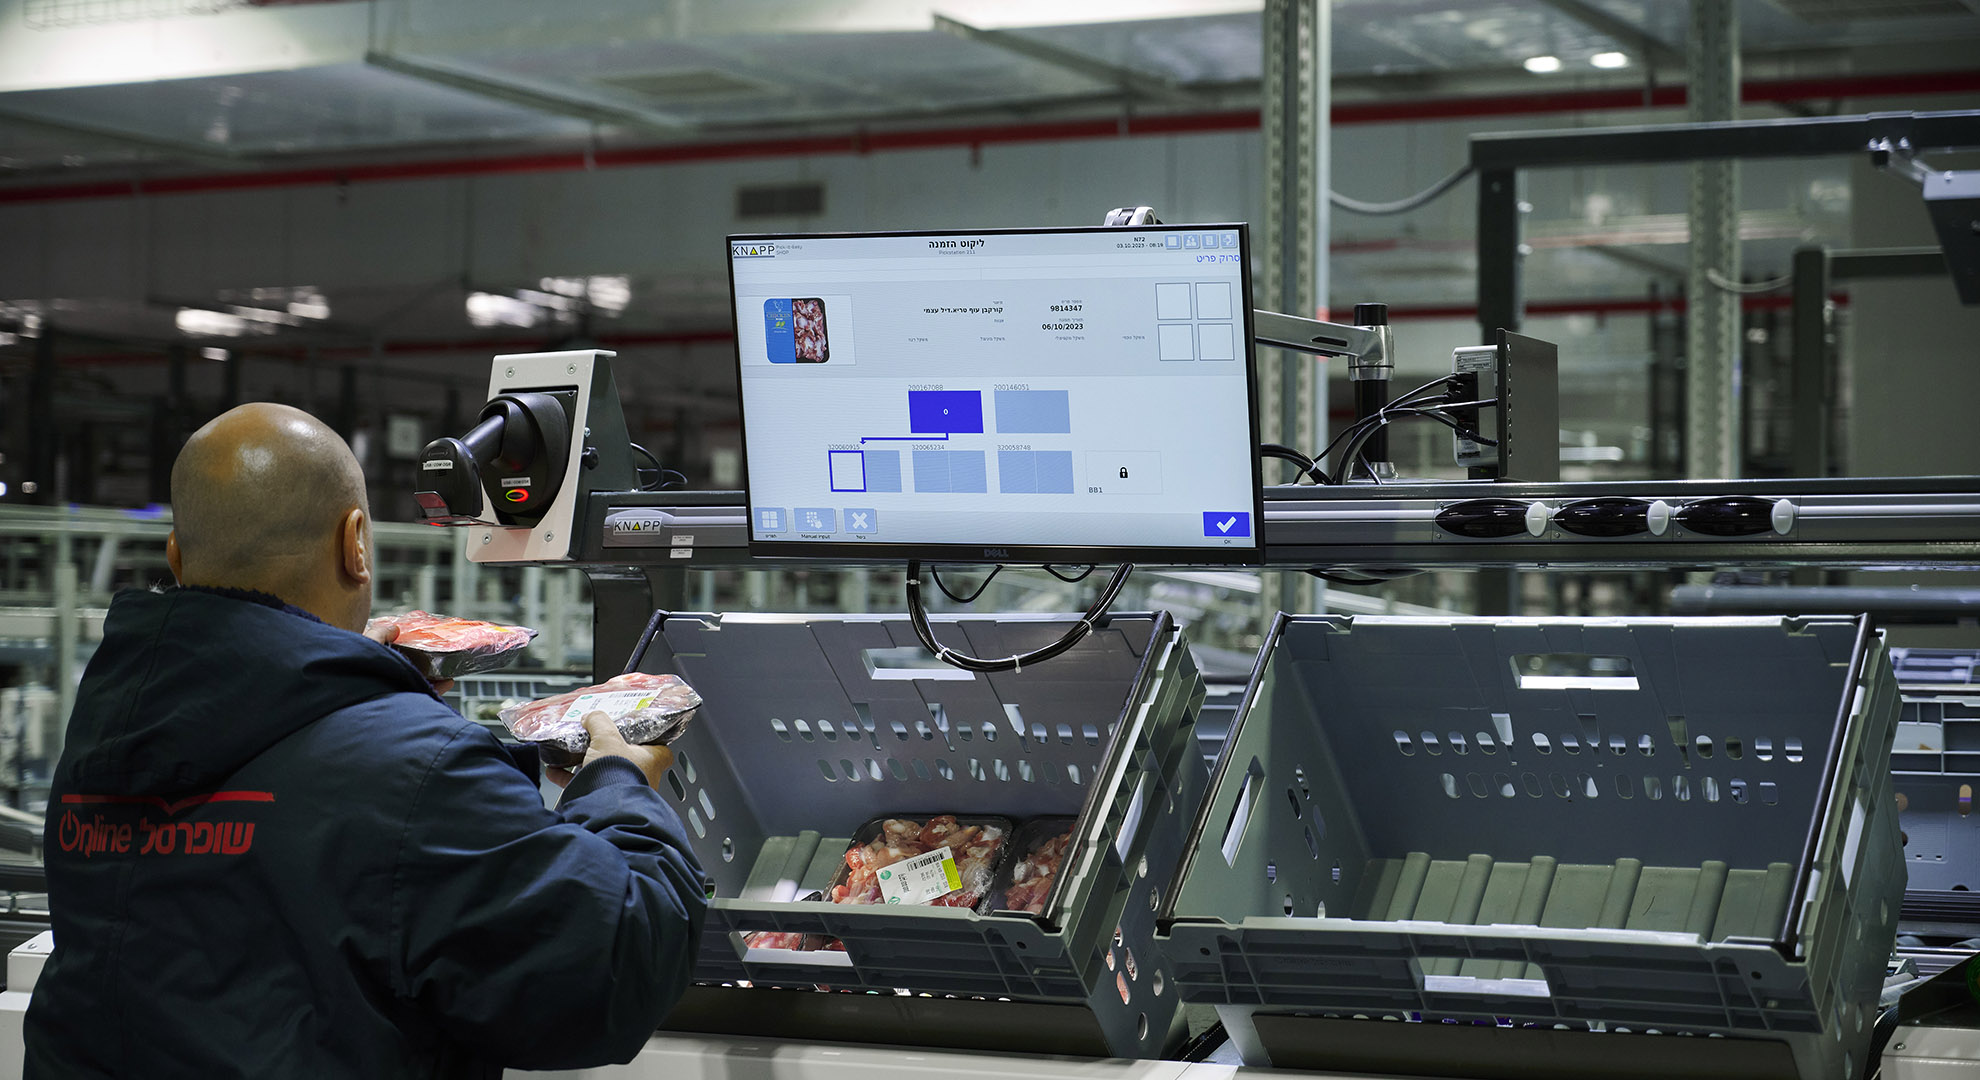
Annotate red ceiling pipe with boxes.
[3,70,1977,204]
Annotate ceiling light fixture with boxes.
[175,308,249,337]
[465,292,543,329]
[1524,55,1563,74]
[1590,51,1629,69]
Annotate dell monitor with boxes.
[726,224,1263,565]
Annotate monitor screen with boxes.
[727,225,1263,565]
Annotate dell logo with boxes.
[982,547,1010,559]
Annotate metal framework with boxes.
[1788,245,1951,478]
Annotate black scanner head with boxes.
[415,391,574,527]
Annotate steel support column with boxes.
[1475,169,1523,612]
[25,328,55,506]
[221,352,242,411]
[1261,0,1328,616]
[1684,0,1740,480]
[1789,246,1830,478]
[1476,169,1524,343]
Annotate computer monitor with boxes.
[726,224,1263,565]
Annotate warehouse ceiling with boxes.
[0,0,1976,357]
[1,0,1977,174]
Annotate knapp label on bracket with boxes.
[603,509,673,548]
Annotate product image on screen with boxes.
[728,225,1263,563]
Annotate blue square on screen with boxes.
[1202,511,1251,538]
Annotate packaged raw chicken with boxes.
[828,814,1011,909]
[742,892,830,953]
[496,672,702,768]
[368,610,537,679]
[987,817,1078,916]
[745,815,1012,954]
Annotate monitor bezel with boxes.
[726,223,1266,567]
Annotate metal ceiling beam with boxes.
[931,14,1197,105]
[1529,0,1686,70]
[0,107,249,169]
[364,51,693,135]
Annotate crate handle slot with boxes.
[740,945,857,969]
[1420,973,1553,999]
[1511,653,1640,691]
[1219,759,1266,868]
[863,646,978,681]
[1116,767,1152,863]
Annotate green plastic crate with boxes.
[1161,615,1902,1080]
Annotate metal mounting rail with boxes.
[555,478,1980,571]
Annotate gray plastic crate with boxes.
[445,671,588,728]
[1890,647,1979,687]
[1891,689,1980,928]
[1161,614,1902,1080]
[625,610,1209,1058]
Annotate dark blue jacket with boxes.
[25,586,708,1078]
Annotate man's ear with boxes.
[340,509,373,586]
[165,531,185,584]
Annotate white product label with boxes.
[669,548,693,559]
[670,534,695,546]
[421,459,454,471]
[559,689,660,726]
[877,846,962,905]
[500,477,531,487]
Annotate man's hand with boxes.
[362,622,455,697]
[575,711,673,789]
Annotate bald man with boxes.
[25,404,709,1079]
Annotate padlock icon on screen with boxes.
[1119,467,1130,479]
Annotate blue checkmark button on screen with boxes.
[1202,511,1252,538]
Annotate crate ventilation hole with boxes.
[777,705,1096,786]
[1400,729,1803,766]
[1440,770,1778,805]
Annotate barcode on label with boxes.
[558,689,656,726]
[877,846,963,905]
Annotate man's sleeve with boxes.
[390,726,710,1069]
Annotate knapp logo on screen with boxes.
[732,243,778,258]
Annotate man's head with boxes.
[165,403,375,632]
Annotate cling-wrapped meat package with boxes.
[828,815,1009,909]
[989,817,1078,915]
[368,610,537,679]
[497,672,702,768]
[746,815,1011,954]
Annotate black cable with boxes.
[930,565,1002,604]
[1044,564,1097,583]
[906,560,1134,673]
[1308,568,1420,586]
[1330,164,1477,215]
[1323,398,1502,485]
[628,443,666,491]
[1334,403,1500,485]
[1302,376,1462,475]
[1260,442,1328,484]
[658,468,688,489]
